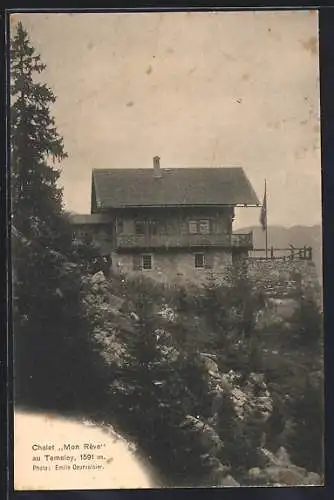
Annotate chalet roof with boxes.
[92,167,260,209]
[68,213,112,225]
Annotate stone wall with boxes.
[110,250,321,307]
[111,249,232,286]
[245,258,321,304]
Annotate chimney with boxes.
[153,156,162,178]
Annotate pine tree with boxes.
[11,22,69,245]
[11,22,105,412]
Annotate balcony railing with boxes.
[231,233,253,248]
[116,232,253,249]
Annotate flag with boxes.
[260,180,267,231]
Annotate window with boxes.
[135,219,164,236]
[194,253,205,268]
[188,219,211,234]
[76,228,90,241]
[135,221,145,235]
[133,254,153,270]
[199,220,210,234]
[189,220,198,234]
[142,254,152,270]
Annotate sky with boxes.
[12,10,321,229]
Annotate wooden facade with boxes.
[70,159,259,283]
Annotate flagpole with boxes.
[259,178,268,258]
[265,178,268,259]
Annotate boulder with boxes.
[200,354,220,376]
[259,448,281,466]
[90,271,112,294]
[266,297,298,319]
[130,312,140,322]
[304,472,322,485]
[107,293,125,311]
[203,456,230,483]
[248,467,268,485]
[275,446,291,465]
[248,467,263,481]
[277,467,307,486]
[263,465,306,485]
[115,315,137,334]
[108,307,122,317]
[220,475,240,487]
[119,299,136,313]
[159,305,177,321]
[286,464,308,476]
[248,467,261,477]
[180,416,223,453]
[91,271,107,285]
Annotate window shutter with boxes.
[189,220,198,234]
[133,254,141,270]
[199,220,210,234]
[205,252,214,269]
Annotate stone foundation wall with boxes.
[111,249,232,286]
[110,250,321,306]
[244,259,321,303]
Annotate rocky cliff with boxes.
[80,270,323,487]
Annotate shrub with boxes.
[287,371,324,473]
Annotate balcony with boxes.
[231,233,253,248]
[115,232,253,250]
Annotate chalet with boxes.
[70,157,260,283]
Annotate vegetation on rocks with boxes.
[11,22,323,487]
[79,270,323,486]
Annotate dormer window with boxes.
[188,219,211,234]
